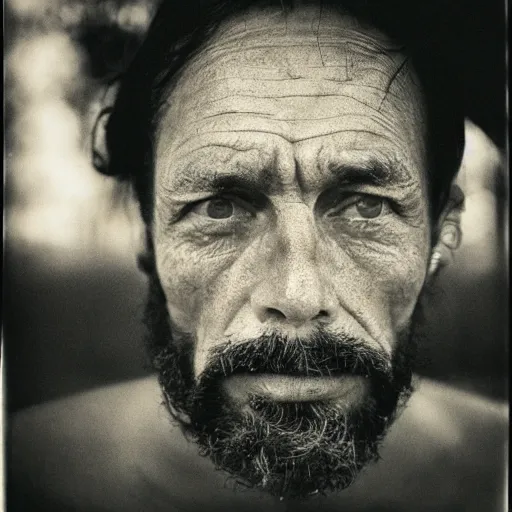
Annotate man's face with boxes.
[150,4,432,498]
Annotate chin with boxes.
[187,381,405,499]
[145,273,417,498]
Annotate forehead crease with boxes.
[172,42,414,124]
[168,106,415,151]
[171,99,396,144]
[163,11,419,137]
[171,61,416,135]
[180,72,404,111]
[209,5,399,47]
[184,37,404,88]
[156,8,426,188]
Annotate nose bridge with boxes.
[277,203,319,281]
[252,203,334,326]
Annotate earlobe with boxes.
[427,250,442,276]
[428,183,464,277]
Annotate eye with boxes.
[190,197,254,221]
[192,198,235,219]
[326,194,386,220]
[210,198,235,218]
[354,196,383,218]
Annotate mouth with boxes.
[222,374,368,404]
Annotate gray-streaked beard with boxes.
[144,270,418,499]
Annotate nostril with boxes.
[263,307,330,323]
[266,307,287,321]
[314,310,330,320]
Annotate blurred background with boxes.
[3,0,508,413]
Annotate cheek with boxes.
[155,237,242,331]
[327,227,429,331]
[357,237,429,327]
[382,247,428,327]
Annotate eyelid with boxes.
[324,193,404,222]
[352,192,405,214]
[226,194,260,215]
[325,192,380,211]
[185,193,258,219]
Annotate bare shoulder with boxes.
[8,376,182,511]
[9,376,166,460]
[331,378,508,512]
[383,377,508,471]
[373,378,506,511]
[405,378,507,444]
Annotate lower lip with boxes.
[222,374,368,403]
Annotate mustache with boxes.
[197,330,394,389]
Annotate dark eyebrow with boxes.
[172,164,282,196]
[326,157,413,189]
[168,155,412,198]
[209,174,274,194]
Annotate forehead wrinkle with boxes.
[168,78,419,144]
[174,118,413,156]
[204,4,400,52]
[182,126,404,147]
[185,37,402,82]
[190,86,406,127]
[201,38,399,54]
[173,10,408,97]
[155,7,426,198]
[179,78,407,122]
[181,75,408,94]
[161,92,422,153]
[191,79,395,104]
[159,15,419,143]
[169,47,416,126]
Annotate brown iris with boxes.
[355,197,383,218]
[206,198,234,219]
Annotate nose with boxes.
[251,206,336,327]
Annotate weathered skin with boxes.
[153,5,432,394]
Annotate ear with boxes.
[427,183,465,277]
[91,81,120,174]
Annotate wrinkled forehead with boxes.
[155,3,427,179]
[172,4,418,100]
[208,3,401,55]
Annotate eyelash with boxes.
[325,192,401,215]
[178,195,256,225]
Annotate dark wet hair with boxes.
[98,0,465,225]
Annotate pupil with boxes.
[207,199,234,219]
[356,197,382,218]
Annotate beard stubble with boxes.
[143,269,420,499]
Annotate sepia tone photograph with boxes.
[3,0,509,511]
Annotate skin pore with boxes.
[148,1,461,499]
